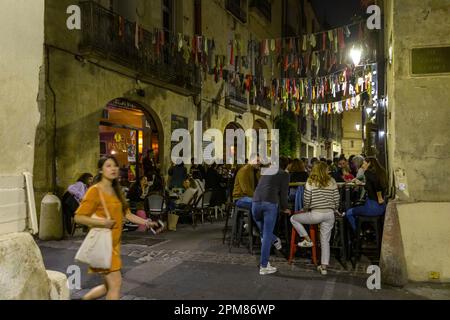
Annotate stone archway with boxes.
[253,119,270,157]
[99,98,164,184]
[223,122,245,165]
[253,119,269,131]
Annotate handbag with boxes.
[75,186,113,269]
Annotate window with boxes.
[351,140,354,148]
[162,0,174,38]
[110,0,137,22]
[194,0,202,35]
[249,0,271,22]
[226,0,247,24]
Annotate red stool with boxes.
[289,224,319,266]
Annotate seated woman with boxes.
[287,159,309,202]
[175,178,198,207]
[341,165,355,182]
[290,162,340,276]
[147,168,164,195]
[67,173,94,203]
[288,159,309,183]
[352,155,366,182]
[345,157,387,231]
[62,173,94,234]
[127,176,149,212]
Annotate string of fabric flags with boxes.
[297,90,371,120]
[224,63,375,114]
[121,12,369,81]
[116,13,376,118]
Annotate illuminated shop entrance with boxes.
[99,99,161,185]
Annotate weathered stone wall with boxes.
[397,202,450,282]
[382,0,450,283]
[386,0,450,202]
[0,0,44,234]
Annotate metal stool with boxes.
[352,215,384,263]
[330,217,348,266]
[222,202,234,244]
[228,206,254,254]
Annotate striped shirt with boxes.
[303,179,340,211]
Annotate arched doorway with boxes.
[99,98,163,186]
[253,119,268,131]
[223,122,245,165]
[253,119,270,157]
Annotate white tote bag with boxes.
[75,187,113,269]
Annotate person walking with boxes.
[252,157,290,275]
[74,156,161,300]
[290,161,340,275]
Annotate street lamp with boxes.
[355,124,361,131]
[350,46,363,66]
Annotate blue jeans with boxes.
[235,197,253,210]
[252,202,279,268]
[346,199,386,230]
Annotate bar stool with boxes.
[289,224,319,266]
[222,202,234,244]
[352,215,384,263]
[330,217,348,264]
[229,206,255,254]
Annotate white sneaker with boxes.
[317,265,328,275]
[273,237,282,250]
[259,263,277,275]
[298,239,314,248]
[260,237,283,250]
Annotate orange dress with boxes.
[75,186,124,274]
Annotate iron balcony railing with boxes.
[251,93,272,111]
[79,1,201,94]
[226,0,247,23]
[226,83,248,114]
[250,0,272,22]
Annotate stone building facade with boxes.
[34,0,326,207]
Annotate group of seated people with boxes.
[62,153,387,277]
[231,155,388,276]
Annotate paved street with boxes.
[37,222,450,300]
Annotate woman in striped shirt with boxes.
[290,161,340,275]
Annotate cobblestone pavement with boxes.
[38,223,450,300]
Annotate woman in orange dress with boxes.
[75,156,161,300]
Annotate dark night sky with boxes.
[310,0,365,28]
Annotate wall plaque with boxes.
[411,46,450,75]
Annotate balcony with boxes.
[250,92,272,117]
[226,0,247,23]
[249,0,271,22]
[79,1,201,95]
[225,84,248,114]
